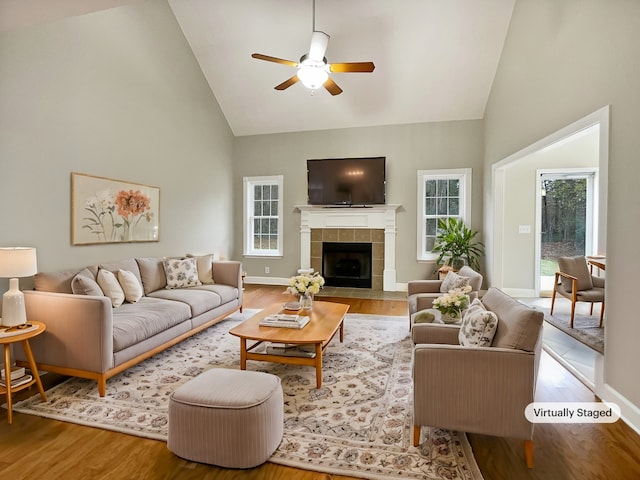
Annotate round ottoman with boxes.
[167,368,283,468]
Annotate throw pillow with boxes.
[71,274,104,297]
[163,257,202,289]
[118,269,143,303]
[187,254,215,285]
[440,271,470,293]
[412,310,436,324]
[458,298,498,347]
[97,269,125,307]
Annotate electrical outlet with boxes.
[265,267,270,274]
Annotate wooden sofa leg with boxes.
[98,376,107,397]
[524,440,534,468]
[413,426,421,447]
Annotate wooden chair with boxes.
[550,256,605,328]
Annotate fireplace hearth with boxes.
[322,242,372,288]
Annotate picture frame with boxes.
[71,172,160,245]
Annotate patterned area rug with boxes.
[544,313,604,354]
[13,310,483,480]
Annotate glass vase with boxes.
[299,292,313,311]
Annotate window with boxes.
[243,175,283,257]
[417,168,471,260]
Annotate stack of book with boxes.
[259,314,310,329]
[0,366,33,389]
[266,343,316,358]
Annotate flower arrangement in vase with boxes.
[286,272,325,310]
[432,285,472,323]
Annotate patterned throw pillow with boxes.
[162,257,202,289]
[440,271,470,293]
[458,298,498,347]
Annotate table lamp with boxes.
[0,247,38,327]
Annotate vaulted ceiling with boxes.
[0,0,515,136]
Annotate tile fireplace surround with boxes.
[295,205,400,291]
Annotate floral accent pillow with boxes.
[440,271,470,293]
[162,257,202,289]
[458,298,498,347]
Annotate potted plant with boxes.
[432,217,484,271]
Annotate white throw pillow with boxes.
[458,298,498,347]
[440,271,470,293]
[163,257,202,289]
[97,269,125,307]
[187,254,215,285]
[118,269,143,303]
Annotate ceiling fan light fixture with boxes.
[297,57,329,90]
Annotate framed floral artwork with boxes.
[71,172,160,245]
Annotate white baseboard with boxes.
[500,288,537,298]
[597,381,640,436]
[244,276,289,286]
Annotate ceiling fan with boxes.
[251,0,375,96]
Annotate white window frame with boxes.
[416,168,472,261]
[243,175,284,257]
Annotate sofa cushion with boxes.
[71,274,104,297]
[192,284,239,305]
[34,269,80,293]
[136,257,167,294]
[100,258,143,286]
[458,298,498,347]
[97,269,125,307]
[163,257,202,289]
[440,271,469,293]
[480,287,543,352]
[118,269,143,303]
[148,288,222,317]
[187,254,215,285]
[112,297,191,352]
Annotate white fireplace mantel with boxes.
[294,204,401,291]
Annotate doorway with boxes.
[537,170,598,294]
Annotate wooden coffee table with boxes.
[228,301,349,388]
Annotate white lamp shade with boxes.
[0,247,38,278]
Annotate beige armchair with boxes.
[407,266,483,329]
[550,256,605,328]
[412,287,544,468]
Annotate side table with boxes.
[0,321,47,424]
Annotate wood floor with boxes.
[2,284,639,480]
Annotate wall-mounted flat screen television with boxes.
[307,157,386,206]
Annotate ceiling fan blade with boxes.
[252,53,298,67]
[323,77,343,96]
[308,31,330,62]
[275,75,300,91]
[330,62,376,73]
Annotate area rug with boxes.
[544,312,604,354]
[13,311,483,480]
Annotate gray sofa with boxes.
[14,255,243,396]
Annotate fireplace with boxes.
[322,242,372,288]
[295,204,401,291]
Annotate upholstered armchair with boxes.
[407,266,483,329]
[550,255,605,328]
[412,287,544,468]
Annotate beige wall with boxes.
[500,129,600,291]
[233,120,484,285]
[0,0,234,288]
[484,0,640,416]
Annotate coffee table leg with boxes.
[239,338,247,370]
[315,343,323,388]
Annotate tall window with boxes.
[416,169,471,260]
[243,175,283,257]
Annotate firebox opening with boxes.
[322,242,372,288]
